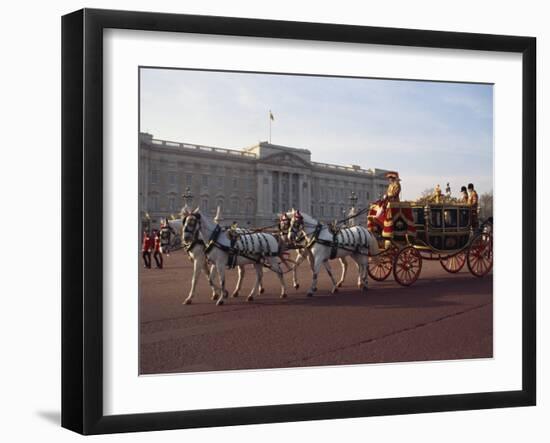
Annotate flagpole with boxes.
[269,110,272,143]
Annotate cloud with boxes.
[140,68,494,196]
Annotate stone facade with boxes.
[139,132,391,227]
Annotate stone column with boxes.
[303,175,311,213]
[297,173,303,210]
[278,172,283,213]
[287,172,292,210]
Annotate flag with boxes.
[269,110,274,121]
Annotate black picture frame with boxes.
[62,8,536,435]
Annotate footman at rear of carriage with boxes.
[467,183,479,229]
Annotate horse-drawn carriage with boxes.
[366,201,493,286]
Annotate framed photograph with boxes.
[62,8,536,435]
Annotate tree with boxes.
[415,187,434,204]
[479,191,493,220]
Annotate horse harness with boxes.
[303,223,370,259]
[201,223,280,269]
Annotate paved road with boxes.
[140,249,492,374]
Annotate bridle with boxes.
[289,214,323,249]
[159,224,175,248]
[181,213,203,251]
[288,215,307,244]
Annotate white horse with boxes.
[278,212,350,290]
[161,216,219,303]
[287,210,379,296]
[163,211,260,305]
[183,208,287,305]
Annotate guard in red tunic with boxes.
[152,229,163,269]
[141,231,152,268]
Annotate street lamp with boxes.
[182,186,194,208]
[349,191,358,209]
[141,211,151,233]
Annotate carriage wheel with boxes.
[368,252,393,281]
[440,252,466,273]
[467,233,493,277]
[393,246,422,286]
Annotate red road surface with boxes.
[140,249,492,374]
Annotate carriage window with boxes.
[413,208,425,225]
[444,209,458,228]
[430,208,442,228]
[459,209,470,227]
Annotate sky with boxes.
[140,68,493,200]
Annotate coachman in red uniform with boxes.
[142,231,152,268]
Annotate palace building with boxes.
[139,132,392,227]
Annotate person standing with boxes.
[153,229,163,269]
[433,184,442,203]
[467,183,479,228]
[141,230,152,268]
[460,186,469,203]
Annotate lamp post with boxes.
[348,191,359,227]
[182,186,194,208]
[349,191,358,209]
[141,211,151,233]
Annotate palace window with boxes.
[186,174,193,185]
[168,172,176,187]
[151,169,159,184]
[168,197,176,211]
[231,197,239,213]
[149,195,159,210]
[202,175,208,187]
[217,177,223,189]
[201,198,209,211]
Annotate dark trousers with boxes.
[142,251,151,268]
[154,251,163,268]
